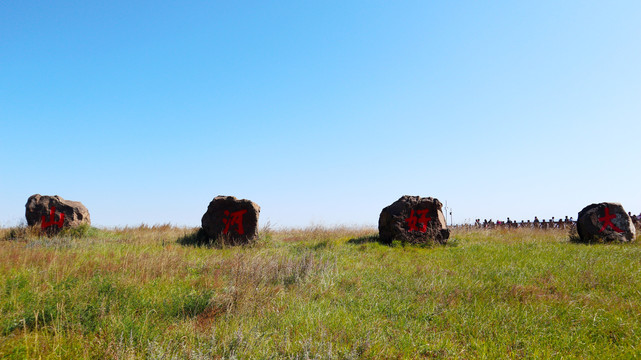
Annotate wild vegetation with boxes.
[1,224,640,359]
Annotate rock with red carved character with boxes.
[378,195,449,245]
[201,196,260,244]
[25,194,91,232]
[576,202,636,242]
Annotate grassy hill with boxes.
[1,225,640,359]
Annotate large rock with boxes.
[379,195,449,245]
[576,202,636,242]
[25,194,91,231]
[201,196,260,244]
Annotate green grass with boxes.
[1,225,640,359]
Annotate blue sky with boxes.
[2,1,640,228]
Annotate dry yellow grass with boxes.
[1,225,640,358]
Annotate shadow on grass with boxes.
[177,228,267,248]
[567,227,593,245]
[177,228,221,248]
[568,235,639,245]
[347,234,383,245]
[568,234,595,244]
[347,234,456,248]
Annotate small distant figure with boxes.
[533,216,540,229]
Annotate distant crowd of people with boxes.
[468,212,641,230]
[473,216,575,229]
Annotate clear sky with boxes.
[1,1,640,228]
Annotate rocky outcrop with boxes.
[379,195,449,245]
[201,196,260,244]
[576,202,636,242]
[25,194,91,231]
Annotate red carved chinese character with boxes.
[405,209,432,233]
[41,206,65,230]
[598,207,624,233]
[222,209,247,235]
[405,209,419,231]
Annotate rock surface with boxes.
[378,195,449,244]
[25,194,91,230]
[576,202,636,242]
[201,196,260,244]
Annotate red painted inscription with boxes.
[41,206,65,230]
[222,209,247,235]
[598,207,624,233]
[405,209,432,233]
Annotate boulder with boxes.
[201,196,260,244]
[25,194,91,231]
[379,195,449,245]
[576,202,636,242]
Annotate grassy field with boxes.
[1,225,640,359]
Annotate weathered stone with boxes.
[576,202,636,242]
[25,194,91,231]
[201,196,260,244]
[378,195,449,245]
